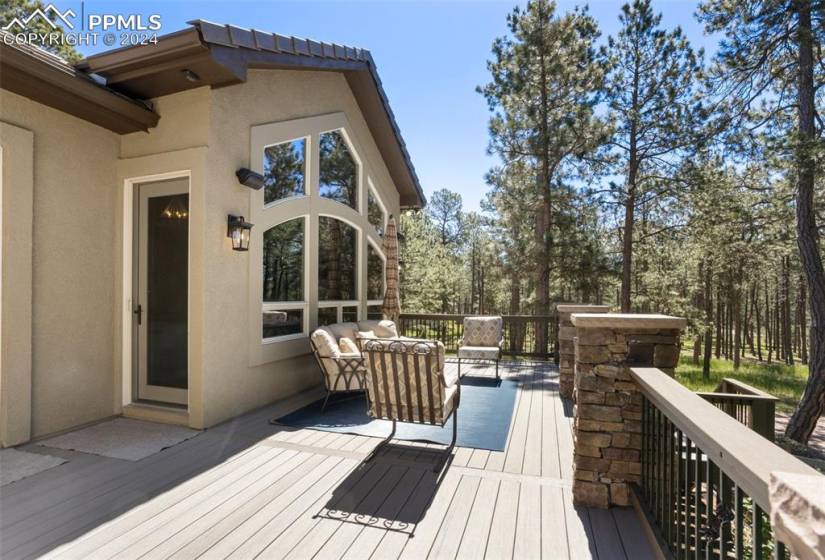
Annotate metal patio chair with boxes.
[360,338,460,472]
[457,316,504,380]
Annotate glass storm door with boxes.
[135,179,189,405]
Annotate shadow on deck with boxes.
[0,361,655,559]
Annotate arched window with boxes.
[250,114,395,356]
[261,217,306,340]
[319,130,357,209]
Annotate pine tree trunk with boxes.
[703,262,713,380]
[534,14,552,357]
[800,275,808,363]
[787,0,825,444]
[755,282,763,361]
[621,183,636,313]
[693,260,704,365]
[784,256,795,365]
[734,271,742,370]
[715,283,723,359]
[766,278,773,363]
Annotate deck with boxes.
[0,363,655,559]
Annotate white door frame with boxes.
[121,170,191,408]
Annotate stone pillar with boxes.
[556,304,609,401]
[570,313,686,508]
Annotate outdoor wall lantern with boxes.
[235,167,265,190]
[227,215,253,251]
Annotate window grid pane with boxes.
[342,306,358,323]
[367,305,383,320]
[318,216,357,301]
[367,244,384,301]
[263,309,303,339]
[368,190,384,235]
[264,139,306,205]
[263,217,304,303]
[319,130,357,209]
[317,307,337,326]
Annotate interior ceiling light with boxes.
[181,69,200,83]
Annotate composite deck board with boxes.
[0,363,656,559]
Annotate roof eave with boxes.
[0,42,159,134]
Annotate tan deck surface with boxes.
[0,362,655,559]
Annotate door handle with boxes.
[134,304,143,325]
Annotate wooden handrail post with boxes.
[556,304,610,401]
[751,398,776,442]
[570,313,686,509]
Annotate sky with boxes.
[71,0,720,211]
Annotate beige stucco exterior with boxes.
[1,68,403,442]
[1,90,119,441]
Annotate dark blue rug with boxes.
[273,376,518,451]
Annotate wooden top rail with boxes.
[630,367,821,513]
[715,377,779,399]
[696,391,779,403]
[399,313,557,320]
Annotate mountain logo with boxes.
[2,4,76,31]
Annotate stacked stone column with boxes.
[556,304,609,401]
[570,313,686,508]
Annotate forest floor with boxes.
[674,353,808,413]
[674,353,825,469]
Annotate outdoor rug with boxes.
[0,448,66,486]
[272,376,519,451]
[39,418,200,461]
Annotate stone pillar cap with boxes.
[571,313,687,329]
[556,304,611,313]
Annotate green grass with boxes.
[675,354,809,413]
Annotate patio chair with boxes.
[360,338,460,472]
[457,316,504,380]
[310,328,368,412]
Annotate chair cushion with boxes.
[462,316,503,347]
[378,383,458,425]
[339,337,360,354]
[458,346,500,360]
[362,339,453,424]
[358,319,398,338]
[312,328,340,358]
[326,322,359,342]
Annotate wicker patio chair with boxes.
[360,338,460,472]
[457,316,504,380]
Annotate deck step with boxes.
[122,403,189,426]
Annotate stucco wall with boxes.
[0,69,407,438]
[0,90,119,439]
[201,70,401,427]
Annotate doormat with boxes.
[273,376,518,451]
[0,448,66,486]
[39,418,200,461]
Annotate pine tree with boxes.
[1,0,81,62]
[698,0,825,444]
[603,0,704,312]
[479,0,608,350]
